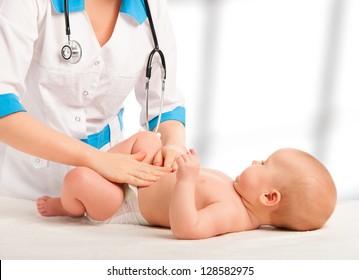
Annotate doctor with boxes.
[0,0,186,200]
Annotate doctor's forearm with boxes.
[158,120,186,147]
[0,112,100,167]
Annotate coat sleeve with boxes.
[0,0,39,117]
[134,0,185,131]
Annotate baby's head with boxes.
[234,148,337,231]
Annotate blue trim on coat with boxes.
[51,0,147,24]
[121,0,147,25]
[51,0,84,13]
[81,109,124,149]
[0,93,26,118]
[149,106,186,131]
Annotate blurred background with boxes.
[124,0,359,200]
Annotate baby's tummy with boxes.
[137,173,176,227]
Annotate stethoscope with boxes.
[60,0,166,133]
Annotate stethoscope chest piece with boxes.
[60,0,166,132]
[61,40,82,64]
[61,0,82,64]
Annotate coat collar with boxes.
[51,0,147,24]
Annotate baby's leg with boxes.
[108,131,162,164]
[37,132,161,218]
[37,167,125,221]
[36,196,66,217]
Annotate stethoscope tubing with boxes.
[144,0,167,133]
[64,0,71,38]
[61,0,166,133]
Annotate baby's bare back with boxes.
[138,168,236,227]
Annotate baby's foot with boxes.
[36,196,66,217]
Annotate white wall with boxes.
[124,0,359,200]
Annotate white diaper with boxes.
[87,184,150,226]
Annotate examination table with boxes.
[0,196,358,259]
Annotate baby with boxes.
[37,131,337,239]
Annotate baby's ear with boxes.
[259,190,281,206]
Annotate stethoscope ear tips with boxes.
[61,40,82,64]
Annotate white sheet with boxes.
[0,196,358,259]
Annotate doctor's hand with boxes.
[91,151,171,187]
[152,144,187,170]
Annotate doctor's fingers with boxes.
[163,148,186,169]
[127,176,158,187]
[163,153,179,170]
[153,148,182,170]
[125,167,170,187]
[153,149,164,167]
[153,150,178,170]
[138,163,171,176]
[136,161,171,176]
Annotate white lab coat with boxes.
[0,0,185,200]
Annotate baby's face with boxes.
[233,157,272,204]
[233,149,298,204]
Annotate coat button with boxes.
[31,157,48,169]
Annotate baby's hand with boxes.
[175,149,200,182]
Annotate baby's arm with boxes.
[169,149,200,237]
[169,149,231,239]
